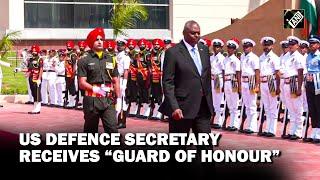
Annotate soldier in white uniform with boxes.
[41,49,58,106]
[55,49,66,108]
[210,39,225,129]
[299,40,309,114]
[282,36,304,140]
[222,38,241,131]
[240,38,260,134]
[259,37,281,137]
[116,38,131,129]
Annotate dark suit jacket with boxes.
[159,40,214,119]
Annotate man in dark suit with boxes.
[159,20,214,178]
[159,20,214,137]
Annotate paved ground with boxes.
[0,102,319,179]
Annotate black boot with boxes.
[117,111,127,129]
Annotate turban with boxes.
[86,27,105,49]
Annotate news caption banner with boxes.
[19,133,281,163]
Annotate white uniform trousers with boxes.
[260,83,278,135]
[242,82,258,132]
[224,81,240,128]
[41,72,57,105]
[283,84,303,137]
[55,76,65,106]
[120,77,129,111]
[211,78,224,126]
[279,79,286,106]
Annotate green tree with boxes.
[0,31,20,60]
[110,0,148,38]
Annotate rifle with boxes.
[302,111,310,140]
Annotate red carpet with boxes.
[0,103,319,179]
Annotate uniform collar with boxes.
[183,38,198,52]
[289,50,301,57]
[313,49,320,56]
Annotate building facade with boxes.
[0,0,268,49]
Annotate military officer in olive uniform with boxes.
[78,27,120,133]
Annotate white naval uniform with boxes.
[240,52,260,132]
[210,52,225,126]
[117,51,131,111]
[259,50,280,135]
[55,60,66,107]
[282,50,304,137]
[41,56,58,105]
[223,54,241,128]
[279,52,290,106]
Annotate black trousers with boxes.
[137,73,149,103]
[306,81,320,128]
[151,82,162,104]
[126,73,139,103]
[29,78,41,102]
[168,96,214,177]
[65,77,76,96]
[83,96,118,133]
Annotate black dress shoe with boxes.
[281,134,292,139]
[303,138,313,142]
[211,124,222,129]
[136,115,145,119]
[226,126,232,131]
[0,104,3,108]
[238,129,245,133]
[290,135,300,140]
[244,129,254,134]
[257,132,267,136]
[265,132,275,137]
[160,118,169,122]
[128,114,136,117]
[25,101,33,104]
[28,111,40,114]
[117,123,126,129]
[229,126,238,131]
[312,139,320,144]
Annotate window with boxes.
[24,0,169,29]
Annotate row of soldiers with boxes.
[16,34,320,143]
[208,35,320,143]
[16,37,174,129]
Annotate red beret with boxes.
[138,38,148,47]
[66,41,75,49]
[104,40,116,50]
[152,39,164,48]
[127,39,137,47]
[78,41,87,48]
[86,27,105,49]
[31,45,40,54]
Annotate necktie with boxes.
[191,47,202,75]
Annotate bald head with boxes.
[183,20,200,47]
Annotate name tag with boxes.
[106,62,114,69]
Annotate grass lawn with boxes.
[1,52,27,95]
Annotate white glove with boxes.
[36,80,41,87]
[14,67,21,73]
[92,86,106,96]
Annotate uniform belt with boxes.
[211,73,222,80]
[45,70,55,72]
[284,77,297,84]
[224,74,234,81]
[85,84,113,98]
[260,75,274,83]
[58,75,65,77]
[242,76,249,82]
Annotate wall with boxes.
[171,0,269,42]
